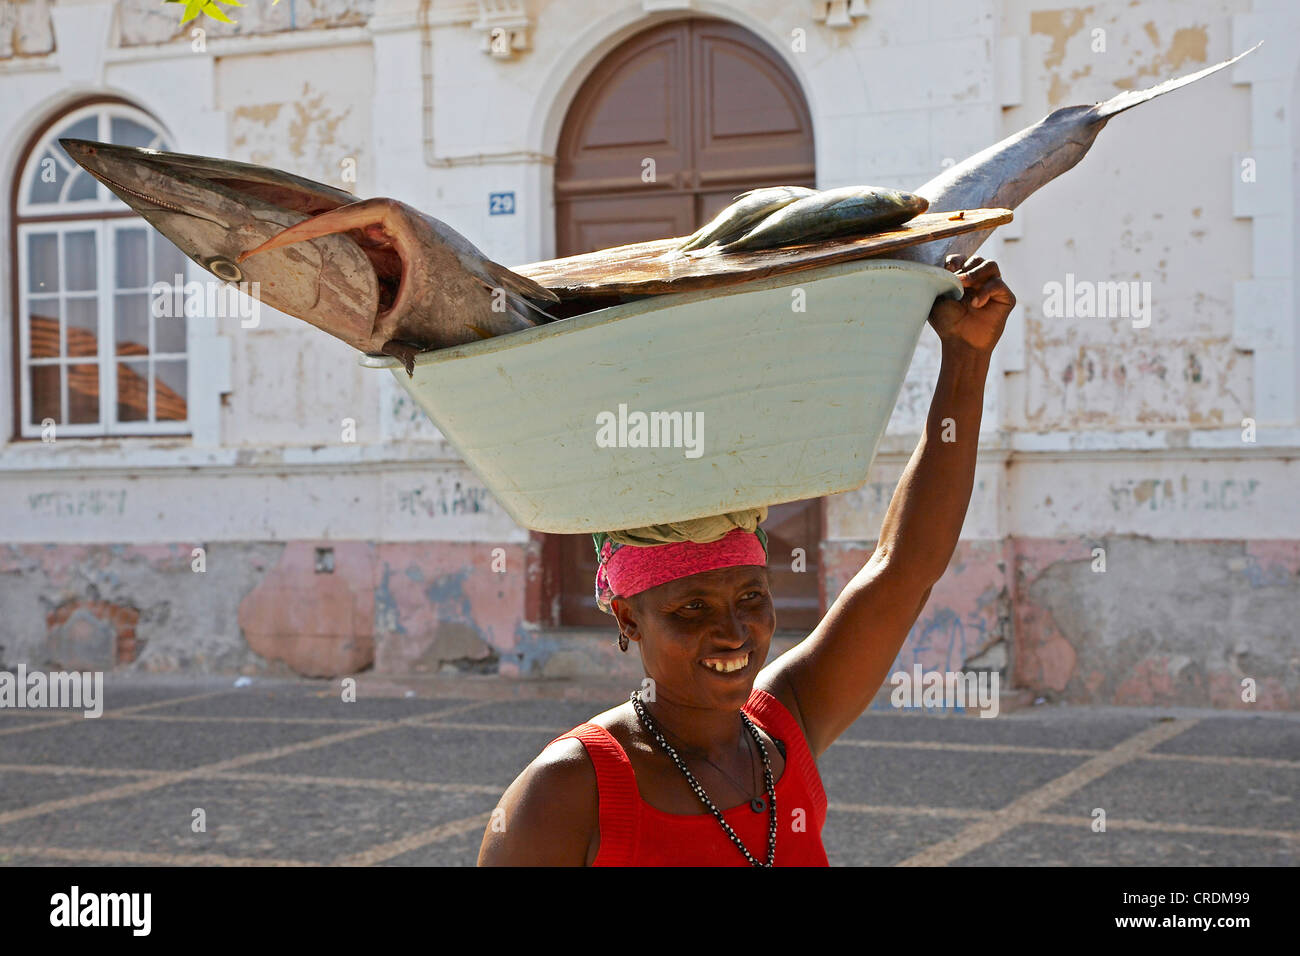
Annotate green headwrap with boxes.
[592,507,768,559]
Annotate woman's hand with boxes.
[927,254,1016,354]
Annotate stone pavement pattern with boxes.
[0,676,1295,866]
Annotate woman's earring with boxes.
[617,632,629,653]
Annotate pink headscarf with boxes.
[594,527,769,614]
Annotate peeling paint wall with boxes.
[821,534,1299,710]
[1007,0,1255,432]
[1014,537,1299,709]
[0,0,54,58]
[0,543,280,673]
[218,48,368,190]
[116,0,374,47]
[1,540,528,679]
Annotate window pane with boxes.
[27,233,58,293]
[28,116,99,208]
[58,115,97,143]
[64,231,96,290]
[26,150,65,205]
[66,296,99,357]
[30,365,61,425]
[116,228,148,287]
[66,170,98,202]
[154,360,188,421]
[110,117,159,149]
[115,293,150,356]
[27,298,60,358]
[68,364,100,424]
[150,233,188,356]
[117,361,149,422]
[156,314,186,354]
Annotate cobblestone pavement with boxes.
[0,675,1295,866]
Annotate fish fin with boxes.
[478,259,561,304]
[1091,43,1261,121]
[729,185,815,203]
[473,271,560,325]
[511,295,557,325]
[380,339,420,377]
[677,224,719,251]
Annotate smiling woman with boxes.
[481,518,830,867]
[477,255,1017,868]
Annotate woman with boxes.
[478,254,1015,866]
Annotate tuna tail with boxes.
[897,42,1261,267]
[1090,42,1261,120]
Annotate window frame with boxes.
[11,98,191,440]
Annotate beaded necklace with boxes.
[630,690,776,867]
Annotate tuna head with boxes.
[60,138,381,351]
[61,140,559,374]
[236,196,560,373]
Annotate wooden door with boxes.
[547,17,822,631]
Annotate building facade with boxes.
[1,0,1296,708]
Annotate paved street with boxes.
[0,675,1296,866]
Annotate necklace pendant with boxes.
[750,796,767,813]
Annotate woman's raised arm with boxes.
[763,256,1016,758]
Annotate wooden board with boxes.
[515,207,1012,299]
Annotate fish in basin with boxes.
[59,44,1257,367]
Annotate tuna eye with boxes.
[208,257,243,282]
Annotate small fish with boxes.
[677,186,817,251]
[718,186,928,252]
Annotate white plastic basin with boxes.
[360,257,962,533]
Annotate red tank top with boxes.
[549,688,829,866]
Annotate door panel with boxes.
[557,194,695,259]
[691,20,815,187]
[556,23,691,198]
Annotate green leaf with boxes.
[179,0,205,23]
[200,2,236,23]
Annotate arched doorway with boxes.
[554,17,815,256]
[542,17,823,631]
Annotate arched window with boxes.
[13,100,189,438]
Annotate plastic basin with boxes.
[360,257,962,533]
